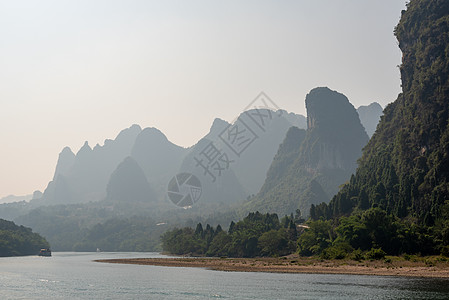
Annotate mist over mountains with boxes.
[38,109,306,208]
[0,91,382,251]
[7,0,449,262]
[0,194,33,204]
[3,0,449,263]
[34,97,377,211]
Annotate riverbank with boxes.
[95,254,449,278]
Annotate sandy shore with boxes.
[95,255,449,278]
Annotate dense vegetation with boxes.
[304,0,449,257]
[301,207,447,259]
[0,218,50,257]
[163,207,449,259]
[162,212,300,257]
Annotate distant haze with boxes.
[0,0,406,198]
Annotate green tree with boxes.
[258,229,288,257]
[297,220,333,256]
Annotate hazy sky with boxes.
[0,0,407,198]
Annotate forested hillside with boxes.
[0,219,49,257]
[307,0,449,256]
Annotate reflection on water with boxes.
[1,252,448,299]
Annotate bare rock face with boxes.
[303,87,369,173]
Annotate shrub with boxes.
[320,242,353,260]
[320,247,346,260]
[366,248,386,260]
[425,259,435,267]
[351,249,364,261]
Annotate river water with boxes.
[1,252,448,299]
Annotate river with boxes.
[1,252,448,299]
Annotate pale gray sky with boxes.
[0,0,406,198]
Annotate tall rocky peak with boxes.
[306,87,354,131]
[322,0,449,223]
[245,88,368,216]
[303,87,368,172]
[53,146,75,180]
[357,102,383,138]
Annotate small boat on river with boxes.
[38,248,52,257]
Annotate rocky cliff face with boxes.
[303,87,369,173]
[244,87,368,216]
